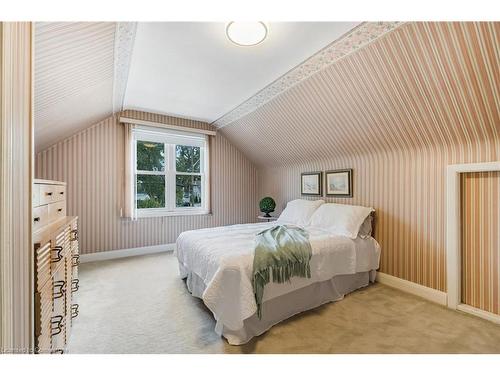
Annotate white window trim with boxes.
[133,126,210,218]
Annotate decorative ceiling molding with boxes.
[113,22,137,113]
[213,21,404,128]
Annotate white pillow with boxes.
[308,203,375,239]
[277,199,325,226]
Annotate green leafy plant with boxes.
[259,197,276,217]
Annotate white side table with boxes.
[257,215,278,222]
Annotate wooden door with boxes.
[460,171,500,315]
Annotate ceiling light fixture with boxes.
[226,22,268,46]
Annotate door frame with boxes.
[446,161,500,323]
[0,22,34,353]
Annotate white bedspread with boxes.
[175,222,380,332]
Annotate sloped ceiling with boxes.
[35,22,498,163]
[219,22,500,167]
[35,23,114,150]
[34,22,136,150]
[35,21,368,150]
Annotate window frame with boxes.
[133,126,210,218]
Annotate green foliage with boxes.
[137,141,165,171]
[175,145,202,207]
[176,145,200,173]
[136,175,165,208]
[138,198,164,209]
[259,197,276,214]
[176,175,202,207]
[135,142,203,209]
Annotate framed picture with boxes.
[301,172,322,196]
[325,169,353,197]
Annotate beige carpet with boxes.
[66,252,500,354]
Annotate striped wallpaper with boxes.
[461,171,500,314]
[35,110,259,254]
[220,22,499,293]
[259,142,499,293]
[221,23,499,167]
[34,22,499,300]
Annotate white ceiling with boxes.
[34,22,360,150]
[123,22,360,123]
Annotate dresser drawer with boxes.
[48,201,66,223]
[33,205,49,232]
[39,184,57,205]
[35,280,53,354]
[53,185,66,203]
[51,314,66,354]
[53,266,66,316]
[51,225,71,275]
[35,241,52,291]
[52,264,67,353]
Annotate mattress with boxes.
[175,222,381,342]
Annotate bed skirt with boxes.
[183,268,377,345]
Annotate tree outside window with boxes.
[136,141,165,209]
[133,130,208,216]
[175,145,202,208]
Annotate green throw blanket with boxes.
[252,225,312,319]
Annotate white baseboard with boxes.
[376,272,447,306]
[80,243,174,263]
[457,304,500,325]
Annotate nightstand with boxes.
[257,215,278,222]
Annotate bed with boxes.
[174,201,380,345]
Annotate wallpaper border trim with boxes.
[213,21,404,128]
[112,22,137,113]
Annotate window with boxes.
[133,126,209,217]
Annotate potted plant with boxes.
[259,197,276,218]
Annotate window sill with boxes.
[136,209,211,218]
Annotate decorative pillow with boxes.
[308,203,375,239]
[358,213,373,239]
[277,199,325,226]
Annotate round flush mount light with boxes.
[226,22,268,46]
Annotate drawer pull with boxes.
[57,208,63,212]
[53,280,66,299]
[34,217,40,222]
[51,315,64,336]
[71,304,79,319]
[59,191,64,195]
[51,246,63,263]
[46,192,53,196]
[72,254,80,267]
[71,279,79,293]
[70,229,78,242]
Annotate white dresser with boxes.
[33,179,79,354]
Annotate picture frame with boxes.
[301,172,322,196]
[325,169,353,197]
